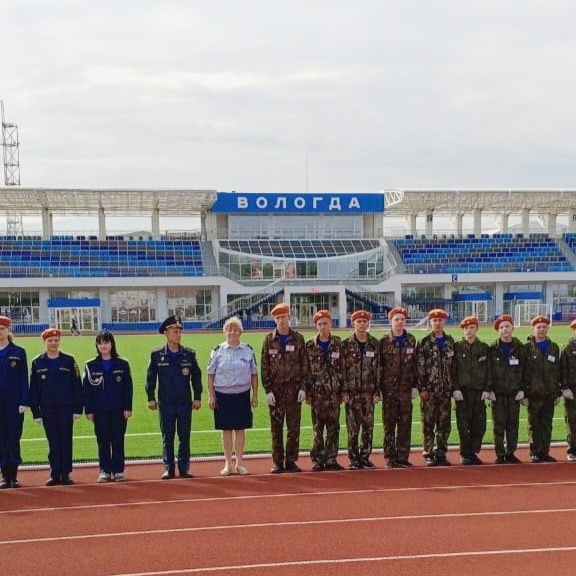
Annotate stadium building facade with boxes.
[1,187,576,333]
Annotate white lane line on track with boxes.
[2,507,576,546]
[104,546,576,576]
[2,479,576,516]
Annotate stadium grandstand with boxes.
[1,187,576,334]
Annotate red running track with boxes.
[2,446,576,576]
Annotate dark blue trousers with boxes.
[94,411,127,474]
[42,405,74,478]
[159,402,192,474]
[0,400,23,468]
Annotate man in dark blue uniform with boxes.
[146,315,202,479]
[0,316,29,489]
[29,328,83,486]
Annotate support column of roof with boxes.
[98,207,106,240]
[152,208,160,239]
[41,207,52,240]
[408,214,417,237]
[424,210,433,236]
[455,214,463,237]
[569,210,576,233]
[521,209,530,235]
[473,208,481,236]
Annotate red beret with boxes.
[388,307,408,320]
[460,315,478,328]
[428,308,448,320]
[494,315,514,331]
[570,319,576,330]
[531,315,550,327]
[41,328,62,340]
[0,316,12,327]
[351,310,371,322]
[313,309,331,323]
[271,303,290,316]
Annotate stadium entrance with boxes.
[47,298,100,334]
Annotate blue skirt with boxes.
[214,389,253,430]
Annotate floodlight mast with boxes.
[1,100,23,236]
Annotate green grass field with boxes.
[18,325,575,465]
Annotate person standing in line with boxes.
[379,307,418,469]
[83,331,133,482]
[452,315,491,465]
[416,308,455,467]
[261,303,310,473]
[146,315,202,479]
[207,316,258,476]
[488,315,527,464]
[305,310,345,472]
[524,315,561,463]
[342,310,381,470]
[560,318,576,461]
[29,328,83,486]
[0,316,29,489]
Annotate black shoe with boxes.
[284,462,301,473]
[161,470,176,480]
[425,455,437,467]
[531,455,542,463]
[471,455,484,465]
[179,471,194,478]
[506,454,522,464]
[324,462,345,471]
[361,459,376,469]
[0,478,10,489]
[541,454,557,463]
[349,461,362,470]
[45,476,59,486]
[495,456,506,464]
[60,475,75,485]
[385,460,397,469]
[10,478,21,488]
[460,456,474,465]
[270,463,284,474]
[436,457,451,467]
[311,462,324,472]
[396,459,413,468]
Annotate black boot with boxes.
[0,466,11,489]
[10,466,20,488]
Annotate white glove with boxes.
[297,390,306,403]
[18,405,28,414]
[554,396,562,405]
[563,389,574,400]
[411,388,419,399]
[266,392,276,407]
[481,392,491,401]
[452,390,464,402]
[489,392,496,402]
[514,391,525,402]
[73,413,82,421]
[34,418,42,425]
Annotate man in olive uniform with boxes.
[416,308,455,467]
[379,307,418,469]
[146,315,202,479]
[488,314,527,464]
[560,318,576,461]
[305,310,345,471]
[452,315,491,465]
[342,310,381,469]
[261,303,310,473]
[524,315,561,463]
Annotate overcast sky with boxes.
[1,0,576,194]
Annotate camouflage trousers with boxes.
[382,390,413,462]
[491,394,520,458]
[310,390,341,465]
[345,394,375,463]
[527,396,555,458]
[565,397,576,454]
[455,389,487,458]
[268,390,302,466]
[420,393,452,459]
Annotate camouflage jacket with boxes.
[305,335,344,396]
[452,338,491,392]
[341,334,380,395]
[524,337,561,399]
[379,330,417,394]
[560,338,576,391]
[488,337,527,396]
[260,328,310,393]
[416,332,456,395]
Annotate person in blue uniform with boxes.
[0,316,29,489]
[207,316,258,476]
[146,315,202,479]
[29,328,83,486]
[83,331,133,482]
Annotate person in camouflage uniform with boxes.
[452,315,491,465]
[261,303,310,473]
[488,314,527,464]
[524,315,561,463]
[342,310,381,469]
[379,307,418,469]
[416,308,455,467]
[305,310,345,471]
[560,318,576,461]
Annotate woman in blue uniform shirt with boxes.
[0,316,29,489]
[29,328,83,486]
[83,331,133,482]
[207,316,258,476]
